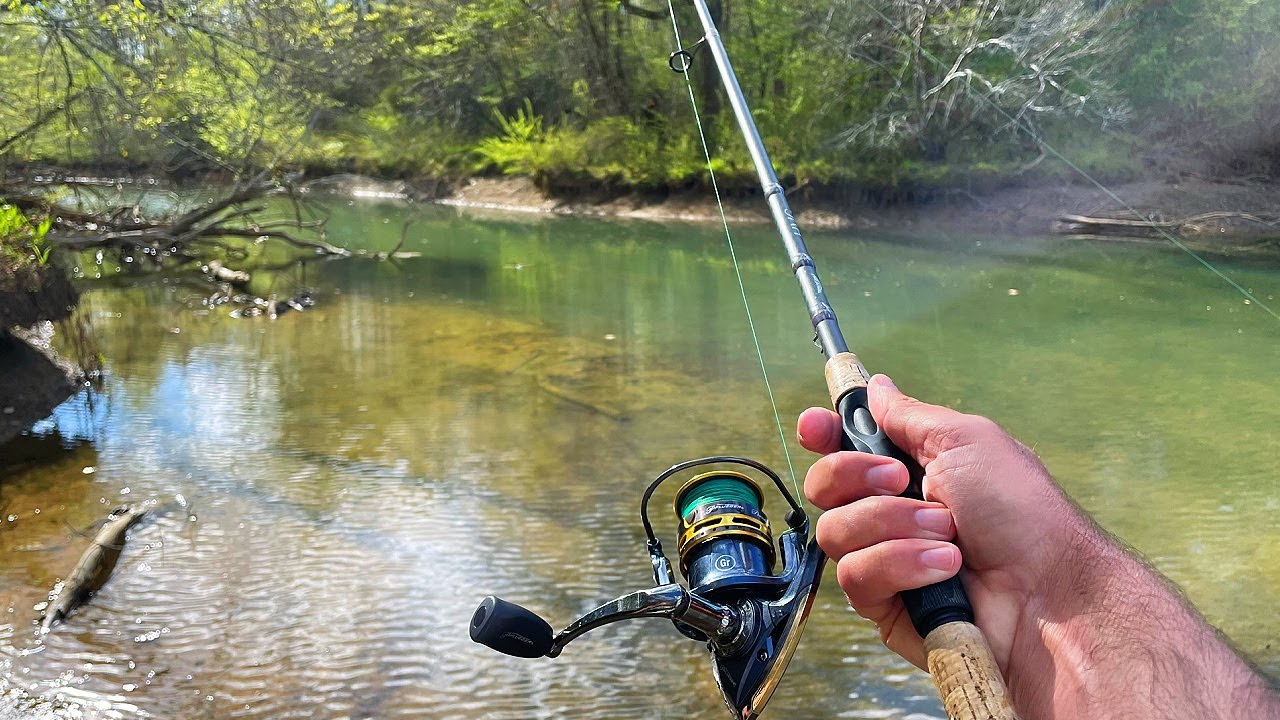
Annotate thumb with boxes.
[867,375,973,467]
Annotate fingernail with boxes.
[920,546,957,571]
[914,508,953,536]
[871,374,898,391]
[866,462,903,492]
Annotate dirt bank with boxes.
[0,264,83,446]
[0,261,78,327]
[435,176,1280,253]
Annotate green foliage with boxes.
[1113,0,1280,169]
[0,0,367,174]
[1,0,1274,194]
[475,101,548,177]
[0,204,54,269]
[471,106,755,190]
[300,98,471,177]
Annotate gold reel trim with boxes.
[677,514,776,573]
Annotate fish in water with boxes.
[41,505,148,634]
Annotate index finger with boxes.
[797,407,842,454]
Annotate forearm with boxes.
[1024,524,1280,720]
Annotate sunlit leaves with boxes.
[0,204,54,270]
[0,0,369,172]
[2,0,1268,189]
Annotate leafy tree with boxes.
[0,0,1272,191]
[1115,0,1280,175]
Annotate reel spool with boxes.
[674,471,776,598]
[470,456,825,720]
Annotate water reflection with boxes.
[2,201,1278,719]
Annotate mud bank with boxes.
[434,176,1280,252]
[0,264,82,446]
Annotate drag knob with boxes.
[470,596,554,658]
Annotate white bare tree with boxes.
[825,0,1129,162]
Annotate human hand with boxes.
[799,374,1280,719]
[797,375,1089,677]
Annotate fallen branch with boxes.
[211,227,350,256]
[41,506,148,634]
[203,260,251,287]
[534,374,629,421]
[15,176,426,324]
[37,177,350,260]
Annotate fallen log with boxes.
[1054,211,1279,238]
[1053,213,1178,237]
[41,505,148,634]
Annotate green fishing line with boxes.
[678,477,762,519]
[665,0,802,499]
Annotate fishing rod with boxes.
[471,2,1017,719]
[676,1,1018,717]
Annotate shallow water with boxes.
[2,201,1278,719]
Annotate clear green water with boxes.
[2,200,1278,719]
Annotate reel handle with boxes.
[470,596,554,658]
[826,356,1019,720]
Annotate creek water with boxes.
[2,200,1278,719]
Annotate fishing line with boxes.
[847,0,1280,322]
[665,0,801,498]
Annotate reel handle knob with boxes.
[470,596,554,658]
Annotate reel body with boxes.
[470,457,825,720]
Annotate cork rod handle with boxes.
[924,621,1020,720]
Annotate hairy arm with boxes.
[1023,523,1279,719]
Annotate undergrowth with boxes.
[0,203,54,285]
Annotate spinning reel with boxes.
[470,456,825,720]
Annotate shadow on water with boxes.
[2,201,1278,719]
[0,433,93,475]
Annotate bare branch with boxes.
[617,0,668,21]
